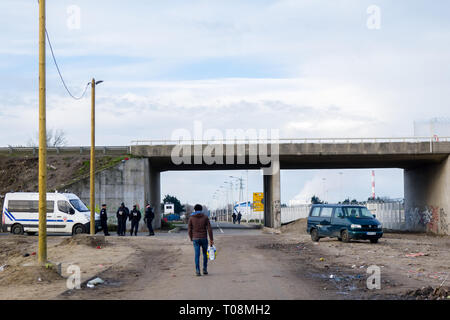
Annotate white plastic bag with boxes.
[207,245,217,261]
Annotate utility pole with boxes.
[90,78,103,235]
[90,78,96,235]
[38,0,47,265]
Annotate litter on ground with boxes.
[405,252,428,257]
[87,277,104,288]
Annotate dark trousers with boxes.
[130,221,139,235]
[117,219,124,235]
[193,238,208,272]
[147,219,154,235]
[101,220,109,235]
[120,218,127,235]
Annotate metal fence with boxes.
[367,202,406,230]
[281,205,311,224]
[0,146,130,156]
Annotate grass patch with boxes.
[76,155,131,177]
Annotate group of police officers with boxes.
[99,202,155,236]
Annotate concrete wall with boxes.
[404,156,450,235]
[65,158,160,231]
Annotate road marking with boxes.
[217,222,224,233]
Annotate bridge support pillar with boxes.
[263,161,281,229]
[146,161,161,229]
[404,156,450,235]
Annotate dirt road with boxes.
[1,223,449,300]
[61,231,332,300]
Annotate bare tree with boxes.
[51,129,68,147]
[27,128,68,147]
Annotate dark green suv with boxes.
[307,204,383,243]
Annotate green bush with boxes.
[161,219,175,230]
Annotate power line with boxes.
[45,29,90,100]
[37,0,90,100]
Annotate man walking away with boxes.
[232,212,236,224]
[144,204,155,236]
[188,204,214,276]
[129,204,141,236]
[100,204,110,236]
[116,202,128,236]
[237,211,242,224]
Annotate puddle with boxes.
[307,272,363,294]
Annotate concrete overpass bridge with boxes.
[2,137,449,234]
[129,137,450,235]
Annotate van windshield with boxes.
[69,199,89,212]
[343,207,374,219]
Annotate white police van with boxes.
[1,192,101,235]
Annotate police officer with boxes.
[100,204,110,236]
[129,204,141,236]
[116,202,129,236]
[144,204,155,236]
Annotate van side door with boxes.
[55,200,74,232]
[318,207,333,236]
[331,207,347,237]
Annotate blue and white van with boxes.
[1,192,101,235]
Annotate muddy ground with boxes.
[279,219,450,299]
[0,222,449,300]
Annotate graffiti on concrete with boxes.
[406,206,448,234]
[440,208,448,234]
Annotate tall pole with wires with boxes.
[38,0,47,265]
[90,78,96,235]
[89,79,103,235]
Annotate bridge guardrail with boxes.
[130,136,450,145]
[0,146,131,155]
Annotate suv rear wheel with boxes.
[311,228,320,242]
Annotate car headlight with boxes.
[351,224,362,229]
[378,223,383,229]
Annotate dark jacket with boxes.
[129,208,141,223]
[116,206,129,221]
[100,208,108,222]
[188,212,213,241]
[144,207,154,223]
